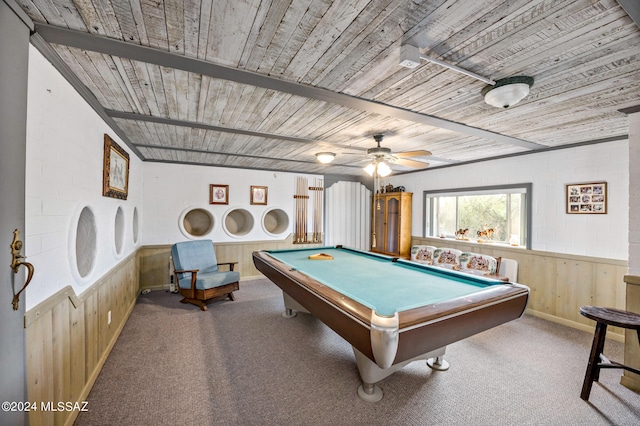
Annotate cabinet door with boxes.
[386,196,400,254]
[372,197,385,250]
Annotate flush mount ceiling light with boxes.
[315,152,336,164]
[481,76,534,109]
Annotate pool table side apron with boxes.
[396,292,529,362]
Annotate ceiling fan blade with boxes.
[395,150,432,158]
[394,158,430,169]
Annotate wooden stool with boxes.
[579,306,640,401]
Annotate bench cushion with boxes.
[410,245,437,264]
[433,248,462,266]
[460,252,498,274]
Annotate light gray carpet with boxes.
[75,279,640,425]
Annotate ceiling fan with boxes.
[363,134,431,177]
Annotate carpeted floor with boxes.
[75,279,640,425]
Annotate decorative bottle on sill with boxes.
[509,234,520,246]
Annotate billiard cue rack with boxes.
[294,176,323,244]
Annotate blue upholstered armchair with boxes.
[171,240,240,311]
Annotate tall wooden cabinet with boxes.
[371,192,412,258]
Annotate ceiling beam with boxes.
[619,105,640,115]
[35,23,545,151]
[107,110,367,151]
[113,110,460,165]
[617,0,640,28]
[398,135,629,174]
[29,33,145,160]
[135,143,363,170]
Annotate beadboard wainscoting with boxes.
[412,237,628,340]
[25,252,139,426]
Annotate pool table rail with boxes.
[400,283,529,329]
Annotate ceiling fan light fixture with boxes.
[482,76,534,108]
[315,152,336,164]
[364,163,376,176]
[364,160,392,177]
[377,161,392,177]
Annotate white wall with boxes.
[143,162,321,245]
[388,140,629,260]
[25,46,144,310]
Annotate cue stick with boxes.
[317,179,323,242]
[314,178,319,242]
[296,176,301,242]
[315,179,319,242]
[303,177,308,242]
[312,179,317,241]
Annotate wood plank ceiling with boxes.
[18,0,640,176]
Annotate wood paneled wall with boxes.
[412,237,628,340]
[25,252,139,426]
[139,234,320,290]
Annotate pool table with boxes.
[252,245,529,402]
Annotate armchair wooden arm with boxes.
[217,262,238,271]
[173,269,200,292]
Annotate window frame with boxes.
[423,183,532,249]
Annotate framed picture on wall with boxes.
[102,134,130,200]
[566,182,607,214]
[250,186,268,205]
[210,184,229,204]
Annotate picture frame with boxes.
[566,182,607,214]
[209,184,229,205]
[250,186,268,205]
[102,134,130,200]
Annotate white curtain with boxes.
[325,181,371,250]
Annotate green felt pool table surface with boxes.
[265,246,504,317]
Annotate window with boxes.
[424,184,531,248]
